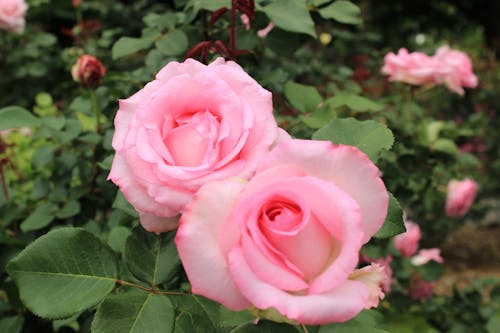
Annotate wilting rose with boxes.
[108,58,278,233]
[71,54,106,88]
[0,0,28,34]
[381,48,439,86]
[445,178,478,218]
[433,46,478,95]
[394,219,421,258]
[176,139,389,324]
[411,248,444,266]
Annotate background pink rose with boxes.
[108,58,278,233]
[381,48,439,86]
[394,219,421,257]
[411,248,444,266]
[176,139,389,324]
[0,0,28,34]
[445,178,478,217]
[433,46,478,95]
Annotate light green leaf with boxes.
[262,0,316,37]
[0,106,41,130]
[92,290,174,333]
[7,228,118,319]
[284,81,322,113]
[312,118,394,162]
[187,0,230,12]
[373,192,405,239]
[155,30,189,56]
[431,138,459,155]
[20,202,58,232]
[319,0,362,25]
[112,37,154,60]
[125,226,180,286]
[325,94,383,112]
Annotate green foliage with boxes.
[284,81,323,113]
[0,106,41,130]
[374,192,405,238]
[262,0,316,37]
[7,228,118,319]
[317,0,362,25]
[319,310,389,333]
[312,118,394,162]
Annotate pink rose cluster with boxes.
[109,58,391,324]
[381,46,478,95]
[445,178,478,218]
[393,216,443,266]
[0,0,28,34]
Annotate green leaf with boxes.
[284,81,322,113]
[7,228,118,319]
[170,295,220,333]
[108,226,132,254]
[0,106,41,130]
[113,191,139,218]
[92,290,174,333]
[20,202,58,232]
[325,94,383,112]
[32,145,56,168]
[431,138,459,155]
[373,192,405,239]
[262,0,316,37]
[56,200,81,219]
[187,0,230,12]
[312,118,394,162]
[125,226,180,286]
[155,30,189,56]
[0,316,24,333]
[319,310,389,333]
[319,0,362,25]
[112,37,154,60]
[229,320,301,333]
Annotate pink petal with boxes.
[139,212,179,234]
[411,248,444,266]
[175,180,250,310]
[348,263,386,308]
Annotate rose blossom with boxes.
[393,219,421,258]
[71,54,106,88]
[176,139,389,324]
[445,178,478,217]
[381,48,439,86]
[433,46,478,95]
[411,248,444,266]
[0,0,28,34]
[108,58,278,233]
[408,275,435,301]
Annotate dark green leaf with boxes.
[7,228,118,319]
[373,192,405,239]
[284,81,322,113]
[56,200,81,219]
[262,0,316,37]
[319,310,389,333]
[92,290,175,333]
[0,316,24,333]
[20,202,58,232]
[312,118,394,162]
[113,191,139,218]
[319,0,362,25]
[0,106,41,130]
[325,94,383,112]
[125,226,180,286]
[112,37,154,60]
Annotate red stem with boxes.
[229,0,236,56]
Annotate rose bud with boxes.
[71,54,106,88]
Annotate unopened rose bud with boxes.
[72,0,81,7]
[71,54,106,88]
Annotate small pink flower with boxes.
[257,22,274,38]
[411,248,444,266]
[394,219,421,257]
[433,46,478,95]
[176,139,389,324]
[371,256,393,293]
[71,54,106,88]
[108,58,279,233]
[0,0,28,34]
[445,178,478,218]
[381,48,439,86]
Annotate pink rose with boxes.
[445,178,478,217]
[408,275,435,301]
[71,54,106,88]
[433,46,478,95]
[381,48,439,86]
[411,248,444,266]
[393,219,421,258]
[108,58,278,233]
[0,0,28,34]
[176,139,389,324]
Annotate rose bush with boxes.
[0,0,27,34]
[108,58,278,233]
[176,139,389,324]
[445,178,478,217]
